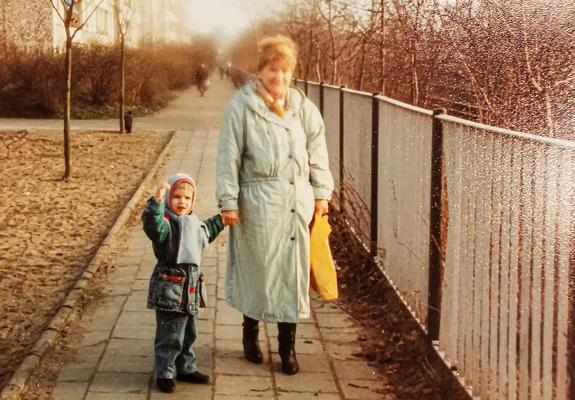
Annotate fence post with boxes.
[428,108,446,341]
[370,93,380,257]
[319,82,324,117]
[569,204,575,399]
[339,86,345,212]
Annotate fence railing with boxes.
[294,79,575,400]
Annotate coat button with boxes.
[290,236,295,241]
[291,209,295,213]
[290,181,294,185]
[288,154,293,158]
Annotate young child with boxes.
[142,172,224,393]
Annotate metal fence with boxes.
[294,79,575,400]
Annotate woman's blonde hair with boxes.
[257,35,298,72]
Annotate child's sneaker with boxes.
[176,370,210,384]
[156,378,176,393]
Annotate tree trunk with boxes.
[119,36,125,133]
[64,36,72,179]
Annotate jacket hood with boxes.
[165,172,197,214]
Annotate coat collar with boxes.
[238,80,306,129]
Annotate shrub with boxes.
[0,39,217,118]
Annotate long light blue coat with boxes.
[216,81,334,323]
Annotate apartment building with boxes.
[0,0,191,51]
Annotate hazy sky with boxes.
[189,0,283,37]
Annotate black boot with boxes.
[243,315,263,364]
[278,322,299,375]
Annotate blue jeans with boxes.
[154,311,198,379]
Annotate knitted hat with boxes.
[165,172,197,214]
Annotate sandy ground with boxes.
[0,129,171,388]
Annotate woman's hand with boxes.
[222,210,240,226]
[314,199,329,216]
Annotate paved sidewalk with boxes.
[51,130,387,400]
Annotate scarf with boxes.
[254,79,287,118]
[163,173,207,266]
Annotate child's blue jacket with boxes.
[141,197,224,314]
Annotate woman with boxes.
[216,35,333,375]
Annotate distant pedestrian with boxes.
[142,173,226,393]
[124,110,133,133]
[194,63,209,97]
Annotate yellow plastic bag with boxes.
[310,213,338,301]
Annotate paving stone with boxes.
[85,300,124,332]
[270,353,331,373]
[215,324,245,340]
[97,353,154,373]
[278,393,339,400]
[324,342,364,360]
[332,360,380,380]
[86,392,147,400]
[215,375,273,396]
[198,321,214,335]
[106,338,152,356]
[151,385,212,399]
[132,279,148,291]
[57,367,95,382]
[266,323,320,339]
[320,328,360,344]
[104,283,132,296]
[116,310,155,326]
[140,253,155,265]
[275,372,337,394]
[201,266,217,277]
[124,291,148,311]
[107,266,139,283]
[195,333,214,348]
[216,301,243,325]
[269,338,323,355]
[51,381,89,400]
[315,313,355,329]
[89,372,150,393]
[115,255,142,267]
[214,396,274,400]
[215,339,245,354]
[113,323,155,340]
[214,350,272,376]
[339,379,391,400]
[137,266,153,280]
[311,301,344,313]
[198,307,215,321]
[78,331,110,348]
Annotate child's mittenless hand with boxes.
[155,182,170,202]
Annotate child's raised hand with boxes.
[155,182,170,202]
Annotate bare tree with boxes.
[114,0,134,133]
[50,0,105,179]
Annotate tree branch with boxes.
[49,0,66,23]
[71,0,106,39]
